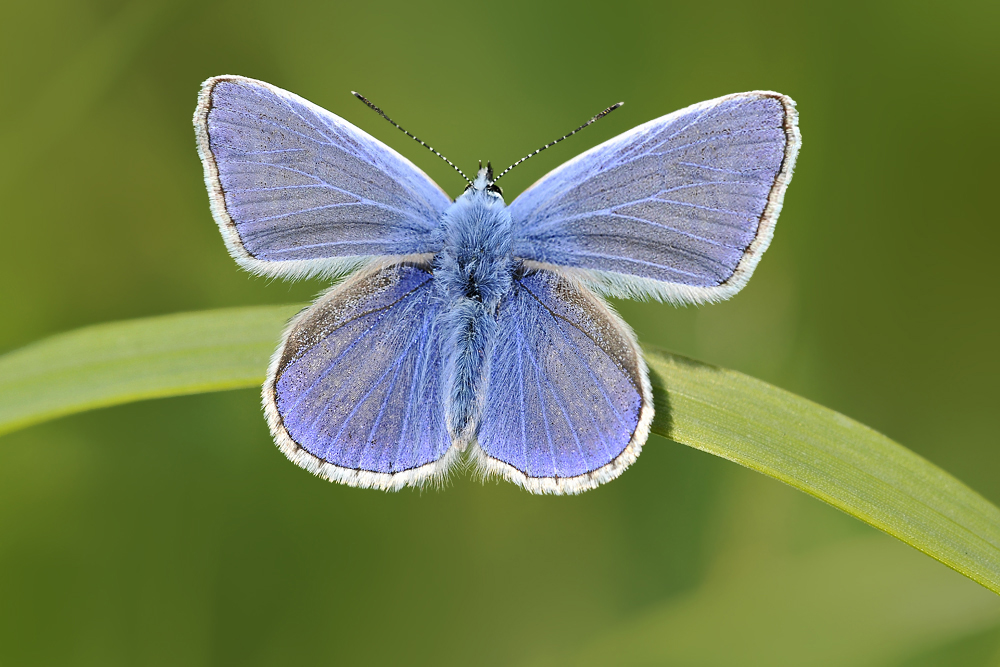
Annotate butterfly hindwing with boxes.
[508,92,800,304]
[264,262,456,490]
[195,76,452,279]
[473,267,653,494]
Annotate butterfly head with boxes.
[466,161,504,198]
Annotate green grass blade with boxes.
[0,305,303,436]
[0,307,997,594]
[646,350,1000,595]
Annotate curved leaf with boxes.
[0,306,997,594]
[645,351,1000,595]
[0,305,303,436]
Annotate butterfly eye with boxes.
[487,183,503,196]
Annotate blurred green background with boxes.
[1,0,999,664]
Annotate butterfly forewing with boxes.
[508,92,800,304]
[195,76,452,279]
[264,262,456,490]
[473,268,653,494]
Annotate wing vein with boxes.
[282,275,432,415]
[524,331,559,477]
[549,318,617,462]
[524,329,589,476]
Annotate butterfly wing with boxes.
[195,76,452,279]
[473,267,653,494]
[264,262,455,490]
[508,92,800,304]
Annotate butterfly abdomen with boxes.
[435,189,515,446]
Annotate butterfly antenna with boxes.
[352,92,472,186]
[493,101,624,183]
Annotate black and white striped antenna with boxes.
[352,91,472,186]
[492,101,624,183]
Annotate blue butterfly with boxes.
[193,76,800,494]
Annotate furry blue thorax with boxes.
[435,166,515,446]
[434,168,513,306]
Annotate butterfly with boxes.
[193,76,800,494]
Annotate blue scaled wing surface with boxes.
[474,268,653,494]
[264,262,455,490]
[509,92,800,304]
[194,75,451,279]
